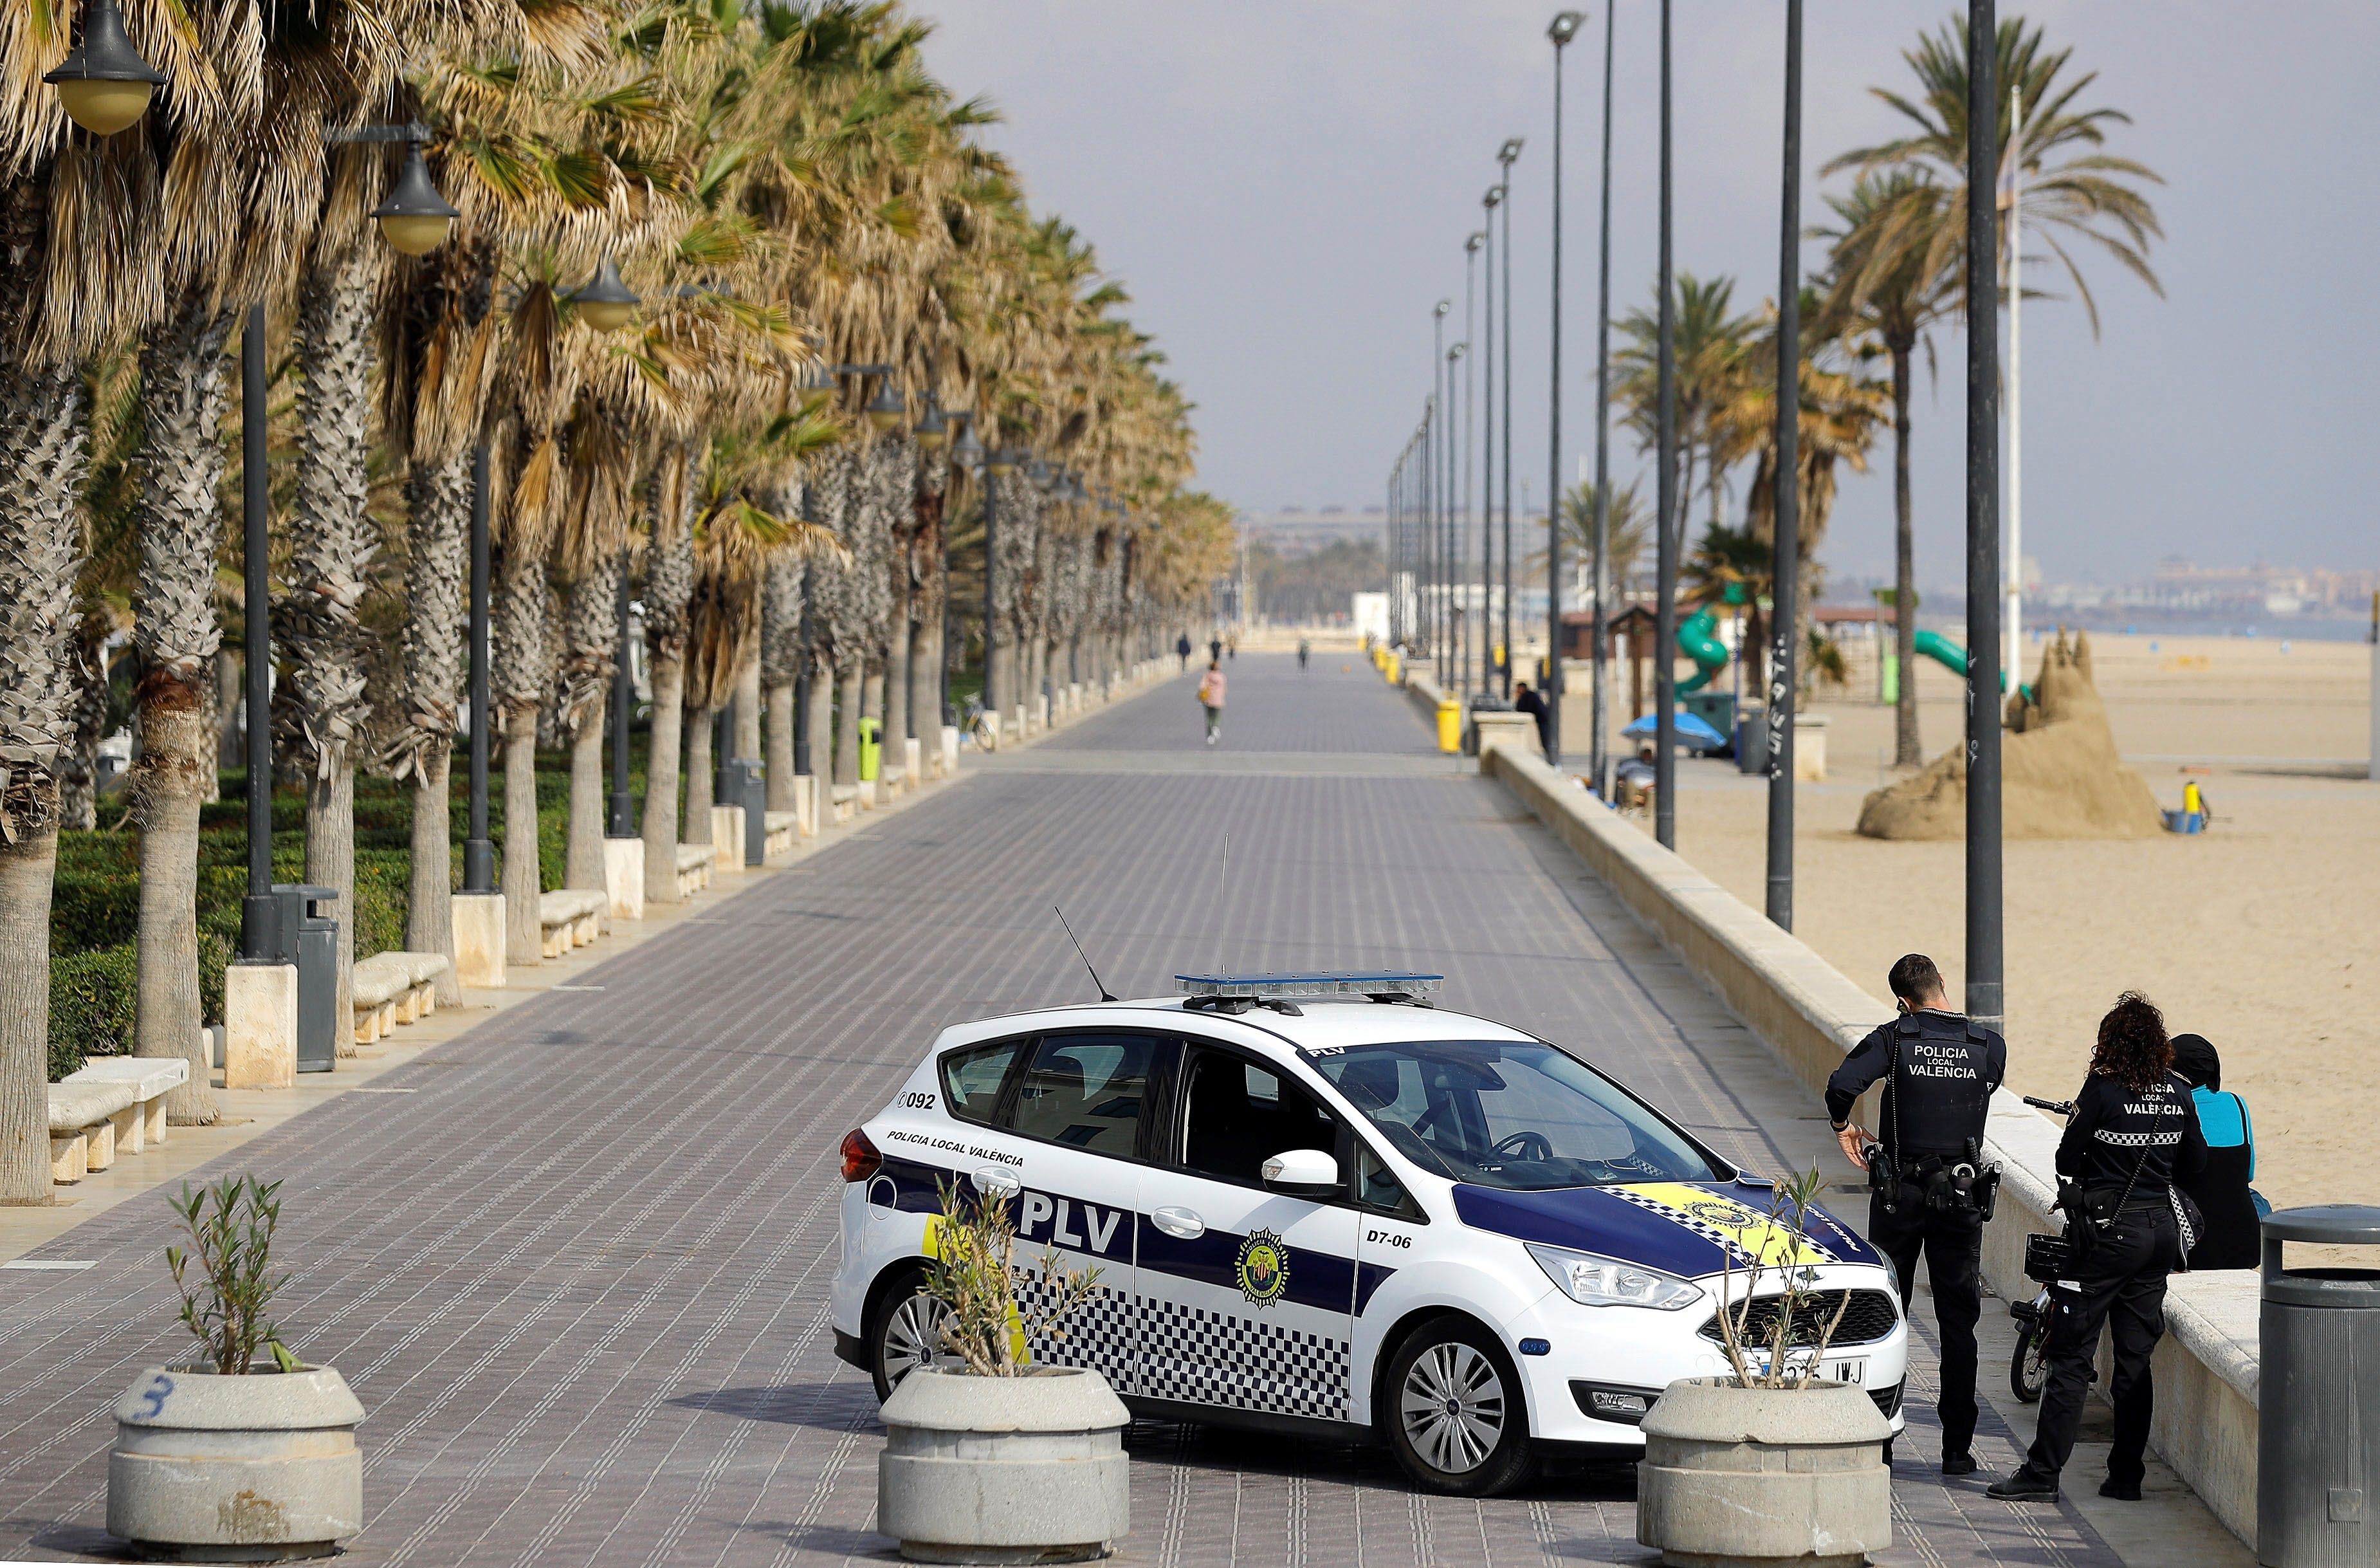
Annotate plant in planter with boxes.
[1636,1166,1893,1568]
[107,1176,365,1563]
[876,1181,1130,1564]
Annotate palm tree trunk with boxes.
[215,649,242,771]
[57,630,107,832]
[288,239,383,1042]
[129,300,232,1123]
[907,620,938,746]
[765,679,796,810]
[501,708,540,965]
[565,688,605,893]
[682,701,717,847]
[834,665,863,787]
[1891,340,1920,767]
[0,353,86,1203]
[639,650,686,902]
[805,652,833,786]
[408,751,458,1002]
[396,451,470,1002]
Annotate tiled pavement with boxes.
[0,654,2135,1564]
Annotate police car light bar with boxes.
[1175,970,1443,1002]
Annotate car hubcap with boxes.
[1400,1343,1505,1474]
[881,1291,949,1388]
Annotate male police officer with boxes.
[1827,953,2006,1476]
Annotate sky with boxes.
[921,2,2380,592]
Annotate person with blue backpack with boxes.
[2168,1033,2265,1271]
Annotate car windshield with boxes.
[1312,1039,1722,1192]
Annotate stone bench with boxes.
[351,950,452,1043]
[828,784,859,826]
[538,889,605,958]
[673,843,711,898]
[763,810,799,859]
[48,1056,188,1184]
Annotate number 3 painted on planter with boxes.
[135,1372,174,1419]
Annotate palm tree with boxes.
[1824,15,2161,766]
[1614,272,1757,553]
[1817,172,1955,766]
[1539,478,1651,604]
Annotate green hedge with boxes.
[50,946,137,1080]
[49,746,617,1078]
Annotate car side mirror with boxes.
[1261,1148,1339,1195]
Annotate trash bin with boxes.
[1463,693,1512,758]
[2259,1203,2380,1567]
[858,717,882,782]
[271,883,339,1075]
[1435,697,1461,755]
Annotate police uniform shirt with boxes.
[2056,1071,2208,1197]
[1826,1010,2006,1161]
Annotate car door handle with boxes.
[1151,1206,1205,1239]
[970,1167,1021,1196]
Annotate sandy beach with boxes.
[1610,631,2377,1210]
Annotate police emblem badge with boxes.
[1235,1228,1290,1307]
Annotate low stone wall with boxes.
[1478,740,2262,1544]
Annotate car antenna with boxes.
[1054,905,1115,1002]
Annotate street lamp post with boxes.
[463,441,496,893]
[1546,11,1583,766]
[1461,232,1479,699]
[1431,300,1449,685]
[1590,0,1618,796]
[237,309,276,962]
[1766,0,1803,930]
[1497,139,1521,702]
[1654,0,1678,850]
[1964,0,2005,1033]
[1481,190,1499,701]
[1450,339,1468,695]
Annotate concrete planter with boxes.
[877,1365,1129,1564]
[1636,1378,1890,1568]
[108,1363,365,1562]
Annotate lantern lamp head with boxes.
[372,143,460,256]
[44,0,167,137]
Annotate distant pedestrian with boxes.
[1226,634,1237,660]
[1208,636,1222,664]
[1513,680,1550,751]
[1196,659,1227,746]
[1175,632,1193,670]
[1297,638,1310,670]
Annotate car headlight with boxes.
[1526,1241,1705,1310]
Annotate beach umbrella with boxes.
[1623,710,1727,752]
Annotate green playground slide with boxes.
[1912,628,2035,701]
[1676,605,1731,694]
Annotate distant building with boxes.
[1238,505,1385,556]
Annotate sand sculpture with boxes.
[1856,629,2164,840]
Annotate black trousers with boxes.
[1870,1194,1984,1459]
[2017,1202,2178,1488]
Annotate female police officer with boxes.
[1990,993,2207,1503]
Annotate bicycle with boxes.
[960,699,999,753]
[2008,1094,2079,1403]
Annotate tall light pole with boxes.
[1433,300,1451,685]
[1654,0,1678,849]
[1590,2,1617,794]
[1479,195,1499,696]
[1461,233,1481,699]
[1964,0,2005,1033]
[1546,12,1584,766]
[1451,338,1469,695]
[1765,0,1803,930]
[1497,139,1521,702]
[237,308,276,962]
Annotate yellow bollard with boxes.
[1385,652,1401,684]
[1436,697,1461,754]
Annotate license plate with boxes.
[1820,1357,1867,1386]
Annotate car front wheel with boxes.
[868,1266,950,1401]
[1382,1318,1534,1496]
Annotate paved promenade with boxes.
[0,655,2225,1564]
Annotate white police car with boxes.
[831,972,1906,1495]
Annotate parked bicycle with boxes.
[2008,1094,2080,1403]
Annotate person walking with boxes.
[1827,954,2006,1477]
[1196,659,1227,746]
[1990,993,2207,1503]
[1297,637,1310,670]
[2168,1033,2262,1269]
[1175,632,1193,670]
[1207,634,1222,665]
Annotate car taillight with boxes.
[841,1129,882,1183]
